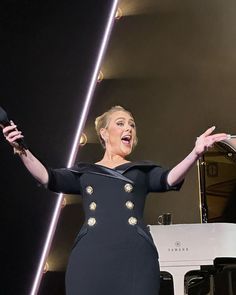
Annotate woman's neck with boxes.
[96,153,130,168]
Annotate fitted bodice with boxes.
[47,161,183,252]
[80,167,147,228]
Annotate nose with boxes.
[125,124,132,132]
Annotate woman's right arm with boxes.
[2,123,49,185]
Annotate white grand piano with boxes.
[150,223,236,294]
[149,138,236,294]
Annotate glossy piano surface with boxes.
[150,223,236,294]
[200,137,236,223]
[150,223,236,266]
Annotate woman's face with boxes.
[101,110,137,157]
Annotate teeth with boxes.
[121,135,132,145]
[122,135,131,140]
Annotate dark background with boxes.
[0,1,111,294]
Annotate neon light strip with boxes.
[30,1,119,294]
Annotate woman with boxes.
[2,105,228,295]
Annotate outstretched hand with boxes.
[194,126,228,157]
[167,126,229,186]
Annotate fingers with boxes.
[3,124,17,136]
[203,134,228,147]
[202,126,216,137]
[6,131,23,144]
[2,122,24,146]
[210,133,228,142]
[199,126,228,142]
[8,130,22,140]
[195,129,228,157]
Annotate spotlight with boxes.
[43,262,49,274]
[79,133,87,146]
[61,197,67,208]
[97,71,104,83]
[115,7,122,20]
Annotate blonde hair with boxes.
[95,105,138,149]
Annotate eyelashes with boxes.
[116,122,136,128]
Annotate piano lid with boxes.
[216,136,236,160]
[199,136,236,223]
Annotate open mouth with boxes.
[121,135,132,145]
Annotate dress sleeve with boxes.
[146,165,184,193]
[46,166,81,194]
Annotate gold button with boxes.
[86,186,93,195]
[89,202,97,211]
[88,217,96,226]
[125,201,134,210]
[128,216,137,225]
[124,183,133,193]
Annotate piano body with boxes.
[150,223,236,294]
[149,137,236,294]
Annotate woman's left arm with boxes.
[167,126,229,186]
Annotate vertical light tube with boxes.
[30,1,119,294]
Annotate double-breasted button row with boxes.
[124,184,135,225]
[88,216,137,226]
[88,216,138,226]
[85,186,96,226]
[85,183,136,227]
[87,184,133,194]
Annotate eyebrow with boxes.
[115,117,135,122]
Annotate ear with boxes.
[100,128,107,141]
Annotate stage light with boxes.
[97,70,104,82]
[30,1,119,294]
[115,7,122,20]
[79,132,87,146]
[43,262,49,274]
[61,197,67,208]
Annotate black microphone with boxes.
[0,105,28,149]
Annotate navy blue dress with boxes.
[47,161,183,295]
